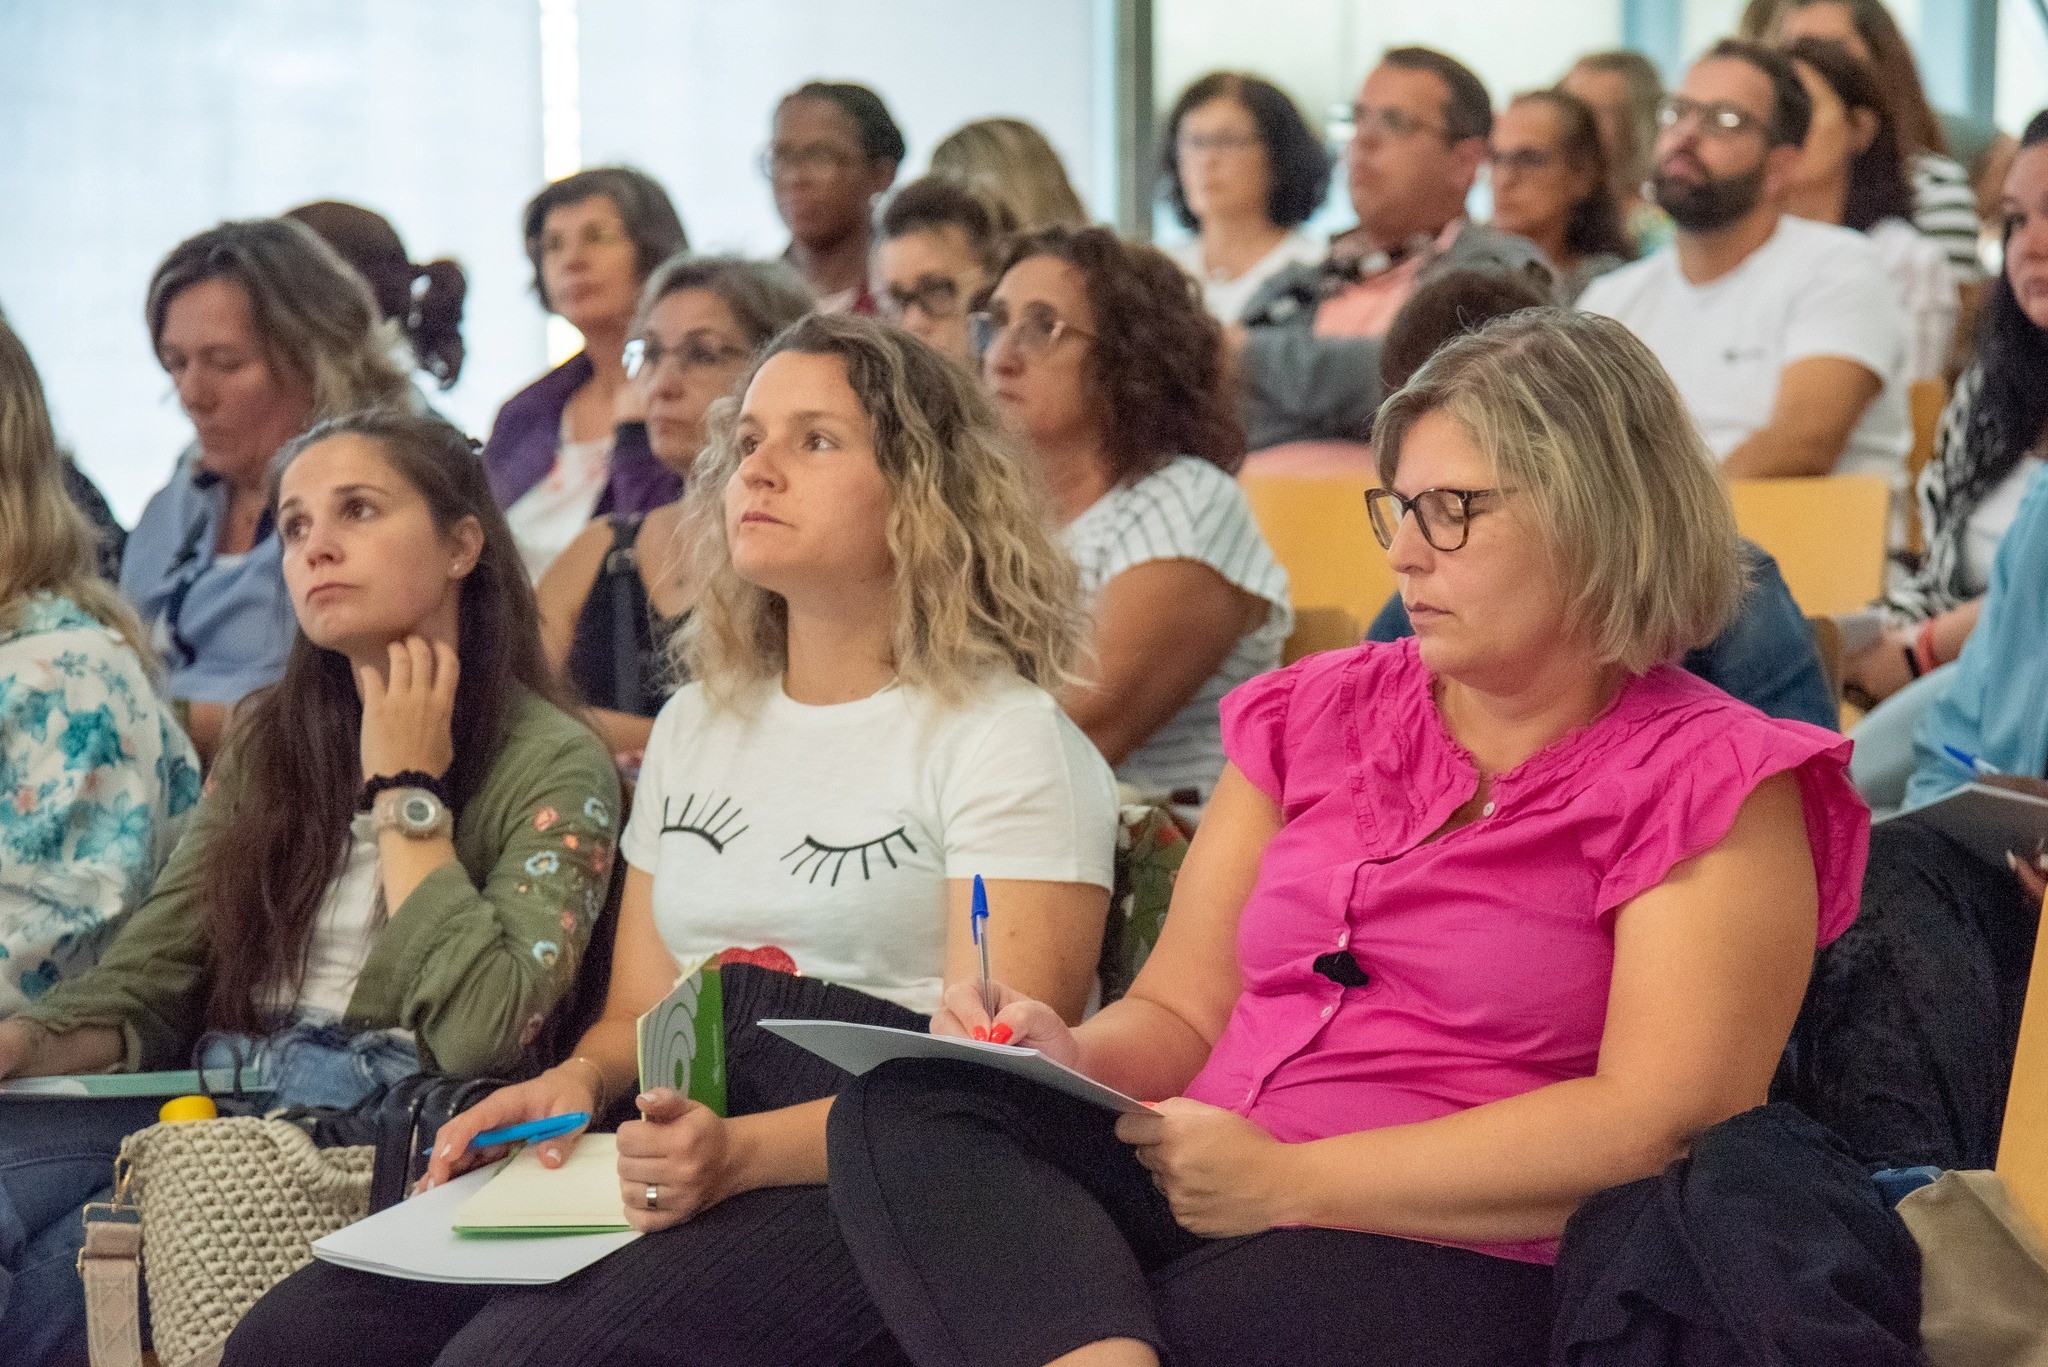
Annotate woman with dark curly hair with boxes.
[978,226,1291,806]
[1159,72,1333,324]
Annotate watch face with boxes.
[399,793,439,830]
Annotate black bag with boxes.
[275,1073,508,1213]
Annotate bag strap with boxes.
[79,1162,145,1367]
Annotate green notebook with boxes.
[635,956,726,1115]
[0,1066,271,1100]
[451,1135,630,1236]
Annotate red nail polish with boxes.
[989,1024,1013,1045]
[972,1025,988,1041]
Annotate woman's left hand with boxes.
[357,636,459,784]
[614,1089,732,1232]
[1116,1097,1293,1238]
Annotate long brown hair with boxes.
[199,409,566,1036]
[995,225,1246,482]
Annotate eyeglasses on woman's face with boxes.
[623,331,750,380]
[969,302,1096,361]
[879,276,968,324]
[1365,486,1512,553]
[758,143,864,180]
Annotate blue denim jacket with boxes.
[1367,541,1838,730]
[1907,466,2048,809]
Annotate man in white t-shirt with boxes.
[1578,40,1910,486]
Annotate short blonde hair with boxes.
[1374,309,1745,674]
[146,218,413,425]
[0,320,153,666]
[678,314,1087,707]
[929,118,1090,234]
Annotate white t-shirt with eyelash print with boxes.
[619,673,1118,1015]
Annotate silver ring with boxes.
[643,1183,659,1210]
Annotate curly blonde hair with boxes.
[0,319,152,665]
[677,314,1086,708]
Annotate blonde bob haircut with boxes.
[0,319,153,666]
[677,313,1087,707]
[1374,308,1745,675]
[145,218,413,425]
[929,118,1090,234]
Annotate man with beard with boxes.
[1579,40,1909,486]
[1232,47,1551,449]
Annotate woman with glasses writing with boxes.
[826,310,1867,1367]
[978,225,1291,809]
[124,219,419,762]
[1486,89,1636,302]
[763,81,902,314]
[536,255,813,763]
[1159,72,1333,325]
[482,166,689,582]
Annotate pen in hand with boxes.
[970,875,1012,1045]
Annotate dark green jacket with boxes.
[24,690,620,1077]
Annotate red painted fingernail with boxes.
[989,1024,1013,1045]
[972,1025,989,1041]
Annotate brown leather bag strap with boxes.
[79,1209,144,1367]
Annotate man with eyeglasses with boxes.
[1233,47,1549,450]
[870,177,1001,366]
[1578,40,1910,489]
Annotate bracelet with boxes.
[1916,617,1943,673]
[559,1055,609,1113]
[358,770,451,812]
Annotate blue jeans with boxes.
[0,1020,419,1367]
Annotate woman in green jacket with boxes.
[0,409,620,1367]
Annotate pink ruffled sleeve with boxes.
[1593,719,1869,947]
[1219,663,1302,803]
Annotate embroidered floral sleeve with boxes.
[0,596,201,1016]
[345,705,621,1077]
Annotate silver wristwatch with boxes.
[370,786,453,840]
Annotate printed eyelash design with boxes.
[782,828,918,886]
[660,795,750,853]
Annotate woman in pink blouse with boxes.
[825,309,1869,1367]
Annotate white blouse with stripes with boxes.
[1064,456,1292,801]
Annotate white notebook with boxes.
[758,1019,1152,1115]
[314,1160,640,1285]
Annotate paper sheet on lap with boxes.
[759,1018,1152,1114]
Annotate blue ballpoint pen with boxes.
[1943,744,2003,778]
[469,1111,590,1150]
[971,874,995,1023]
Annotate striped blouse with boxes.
[1064,456,1292,800]
[1912,152,1985,285]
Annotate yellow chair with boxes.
[1282,606,1364,664]
[1999,889,2048,1236]
[1728,476,1891,619]
[1905,379,1949,556]
[1240,472,1398,633]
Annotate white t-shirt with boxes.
[1064,456,1292,801]
[1965,457,2047,592]
[619,674,1118,1015]
[1167,229,1327,325]
[1865,216,1959,385]
[1578,216,1912,489]
[505,420,614,583]
[260,814,384,1018]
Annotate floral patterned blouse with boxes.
[0,593,200,1015]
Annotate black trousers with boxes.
[827,1058,1554,1367]
[1777,812,2040,1170]
[224,966,921,1367]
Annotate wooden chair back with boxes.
[1728,476,1891,618]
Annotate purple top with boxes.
[480,352,682,516]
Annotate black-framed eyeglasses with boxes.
[623,333,750,380]
[1657,95,1765,139]
[878,276,968,323]
[1365,486,1510,553]
[969,306,1096,360]
[757,143,863,179]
